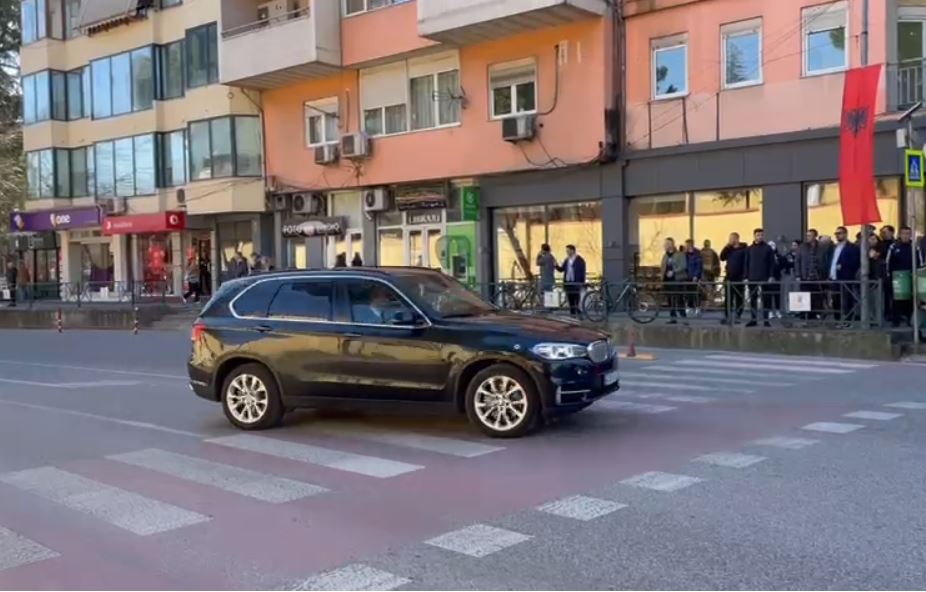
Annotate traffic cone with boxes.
[626,329,637,358]
[619,327,656,360]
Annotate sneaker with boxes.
[745,321,757,327]
[763,321,772,328]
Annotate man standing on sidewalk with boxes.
[4,261,17,307]
[720,232,748,323]
[744,228,776,327]
[795,229,827,318]
[661,238,688,324]
[827,226,861,325]
[886,226,924,327]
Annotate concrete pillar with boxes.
[762,183,804,245]
[602,195,628,283]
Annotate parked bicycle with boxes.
[581,281,659,323]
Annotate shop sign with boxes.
[461,186,480,222]
[395,184,448,211]
[407,211,442,225]
[282,217,345,238]
[9,206,102,232]
[103,211,186,235]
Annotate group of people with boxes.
[183,252,274,304]
[660,224,926,327]
[334,252,364,268]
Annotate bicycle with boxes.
[581,281,659,323]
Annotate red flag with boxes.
[839,64,882,226]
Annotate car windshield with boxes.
[392,272,496,319]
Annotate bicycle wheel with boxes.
[629,290,659,324]
[582,290,607,322]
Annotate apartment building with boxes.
[221,0,616,286]
[15,0,268,299]
[619,0,923,272]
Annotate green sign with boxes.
[461,186,480,222]
[906,149,925,188]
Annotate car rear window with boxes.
[231,280,282,318]
[267,280,333,321]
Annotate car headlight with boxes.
[531,343,588,360]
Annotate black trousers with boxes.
[666,282,687,318]
[831,282,858,321]
[749,282,770,321]
[565,287,581,316]
[725,279,744,320]
[184,281,202,302]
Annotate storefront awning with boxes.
[103,212,186,236]
[78,0,146,35]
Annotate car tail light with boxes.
[191,320,206,344]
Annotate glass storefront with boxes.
[326,192,363,267]
[79,242,113,287]
[138,234,174,295]
[493,201,602,281]
[218,220,254,280]
[805,178,901,237]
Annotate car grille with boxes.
[587,340,611,364]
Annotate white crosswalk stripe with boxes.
[663,395,715,404]
[843,411,903,421]
[296,564,410,591]
[639,365,814,380]
[676,360,854,375]
[537,495,627,521]
[207,434,423,478]
[0,467,209,535]
[751,436,819,449]
[0,525,59,572]
[802,422,865,434]
[597,400,677,414]
[885,402,926,410]
[694,452,767,468]
[425,524,531,558]
[621,471,702,492]
[306,423,504,458]
[703,354,877,369]
[621,372,779,387]
[109,449,327,503]
[620,379,752,393]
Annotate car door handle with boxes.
[254,324,273,333]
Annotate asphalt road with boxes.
[0,329,924,590]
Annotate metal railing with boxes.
[0,281,172,309]
[222,5,310,39]
[890,59,925,110]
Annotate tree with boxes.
[0,0,23,258]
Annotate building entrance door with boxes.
[406,226,443,269]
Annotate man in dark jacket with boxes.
[886,226,925,326]
[720,232,748,322]
[795,229,827,317]
[826,226,861,323]
[684,239,703,312]
[744,228,776,326]
[557,244,586,317]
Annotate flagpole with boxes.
[859,0,871,328]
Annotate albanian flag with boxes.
[839,64,883,226]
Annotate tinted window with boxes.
[347,280,412,325]
[232,280,281,318]
[268,281,333,321]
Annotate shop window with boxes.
[653,36,688,99]
[378,228,405,266]
[188,116,262,181]
[803,1,848,76]
[805,178,900,238]
[489,59,536,119]
[219,221,254,281]
[494,202,602,281]
[185,23,218,89]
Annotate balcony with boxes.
[891,59,926,111]
[417,0,608,44]
[220,0,341,90]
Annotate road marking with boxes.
[0,360,186,380]
[620,372,778,387]
[0,525,59,572]
[308,423,504,458]
[694,452,767,468]
[620,379,749,393]
[885,402,926,410]
[751,436,819,449]
[663,395,715,404]
[843,411,903,421]
[676,360,853,375]
[597,400,677,414]
[207,434,423,478]
[639,366,810,380]
[703,355,877,370]
[0,378,141,389]
[0,399,206,438]
[537,495,627,521]
[621,471,702,492]
[802,422,865,434]
[109,449,328,503]
[295,564,410,591]
[0,467,209,536]
[425,524,531,558]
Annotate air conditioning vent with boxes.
[272,193,291,212]
[363,188,389,213]
[292,192,323,215]
[341,132,372,160]
[502,115,536,142]
[101,197,126,215]
[314,144,339,165]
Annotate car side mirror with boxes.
[388,309,421,326]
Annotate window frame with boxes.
[21,69,70,124]
[92,133,158,198]
[721,19,763,90]
[305,98,340,147]
[802,2,849,77]
[489,59,538,120]
[186,115,263,182]
[409,68,462,130]
[267,280,335,322]
[652,38,689,100]
[343,0,410,17]
[89,45,157,120]
[157,129,187,188]
[156,40,186,101]
[184,22,219,90]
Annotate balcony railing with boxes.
[222,5,310,39]
[891,59,926,110]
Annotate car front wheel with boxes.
[221,363,284,430]
[465,364,539,438]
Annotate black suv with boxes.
[188,268,619,438]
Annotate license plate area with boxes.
[604,370,619,386]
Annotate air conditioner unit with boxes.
[176,188,186,205]
[314,144,339,165]
[272,193,291,212]
[341,132,372,160]
[363,188,390,213]
[292,192,323,215]
[257,0,289,23]
[502,115,536,142]
[100,197,126,215]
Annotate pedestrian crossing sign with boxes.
[906,149,925,188]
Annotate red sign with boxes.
[103,212,186,235]
[839,64,882,226]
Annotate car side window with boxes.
[267,280,333,321]
[231,280,282,318]
[346,280,413,326]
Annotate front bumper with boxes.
[536,356,620,411]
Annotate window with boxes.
[21,0,47,45]
[161,0,182,7]
[67,69,83,120]
[65,0,81,38]
[232,280,281,318]
[185,23,218,89]
[489,59,537,118]
[157,41,184,100]
[90,48,155,119]
[91,59,112,119]
[131,47,155,112]
[722,20,762,88]
[344,0,410,16]
[82,67,92,118]
[653,37,688,99]
[803,2,848,76]
[268,281,333,321]
[22,71,68,124]
[360,62,408,136]
[25,149,54,199]
[188,116,263,180]
[363,104,407,135]
[805,179,899,238]
[158,130,187,187]
[134,135,155,195]
[93,134,157,198]
[51,71,66,120]
[54,148,70,197]
[70,146,91,197]
[305,98,339,147]
[346,280,411,325]
[410,69,460,129]
[114,137,134,196]
[95,142,115,197]
[111,53,133,115]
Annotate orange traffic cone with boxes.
[56,307,63,333]
[626,330,637,358]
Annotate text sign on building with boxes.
[461,186,480,222]
[906,149,925,188]
[395,184,448,211]
[9,206,102,232]
[407,211,442,225]
[281,217,345,238]
[102,212,186,235]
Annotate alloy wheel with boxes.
[474,375,528,432]
[226,373,269,425]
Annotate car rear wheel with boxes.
[465,364,539,438]
[222,363,284,430]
